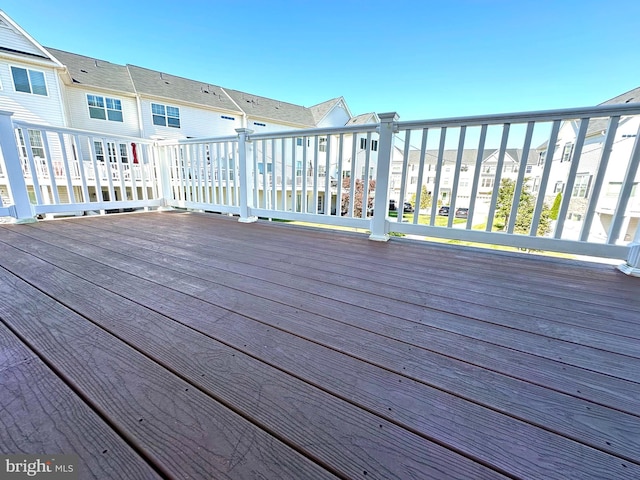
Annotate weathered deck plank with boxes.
[0,323,162,480]
[0,264,340,480]
[0,239,505,480]
[1,211,639,480]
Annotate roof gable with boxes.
[346,113,378,125]
[0,11,62,65]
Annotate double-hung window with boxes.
[572,173,591,198]
[152,103,180,128]
[87,95,123,122]
[11,66,47,95]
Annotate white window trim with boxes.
[9,65,48,96]
[86,94,123,122]
[151,102,181,128]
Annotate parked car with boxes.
[403,202,414,212]
[455,208,469,219]
[438,206,450,216]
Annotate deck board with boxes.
[1,211,639,479]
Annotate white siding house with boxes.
[0,12,66,125]
[537,87,640,242]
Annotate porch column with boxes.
[0,111,36,223]
[369,112,399,241]
[236,128,257,223]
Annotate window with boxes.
[481,178,494,188]
[537,151,546,166]
[572,173,591,198]
[95,141,128,162]
[359,138,378,151]
[525,165,533,174]
[87,95,123,122]
[221,115,235,121]
[257,162,273,175]
[16,129,45,159]
[253,122,266,127]
[554,181,564,193]
[482,165,495,173]
[410,176,417,185]
[94,141,105,162]
[606,182,638,198]
[561,143,574,162]
[11,66,47,95]
[152,103,180,128]
[319,137,327,152]
[532,177,541,193]
[296,160,303,177]
[460,165,469,172]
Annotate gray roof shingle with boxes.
[126,65,240,112]
[346,113,377,125]
[407,148,538,165]
[47,48,135,94]
[223,88,316,127]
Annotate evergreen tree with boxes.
[495,178,551,236]
[409,186,432,210]
[549,192,562,220]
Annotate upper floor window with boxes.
[359,138,378,151]
[525,165,533,174]
[11,66,47,96]
[561,143,574,162]
[319,137,327,152]
[572,173,591,198]
[87,95,123,122]
[537,151,546,166]
[152,103,180,128]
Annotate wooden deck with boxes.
[1,211,639,479]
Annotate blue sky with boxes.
[4,0,640,121]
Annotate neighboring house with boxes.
[390,148,539,209]
[537,86,640,242]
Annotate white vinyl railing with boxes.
[0,112,162,217]
[2,106,640,274]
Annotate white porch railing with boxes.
[0,111,163,218]
[2,106,640,275]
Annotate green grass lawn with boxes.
[388,210,467,226]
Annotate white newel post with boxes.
[236,128,257,223]
[0,111,36,223]
[155,143,174,211]
[369,112,399,241]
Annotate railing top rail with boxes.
[12,120,154,144]
[248,123,380,142]
[158,135,239,146]
[397,103,640,129]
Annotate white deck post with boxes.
[618,228,640,277]
[236,128,257,223]
[0,111,36,223]
[369,112,399,241]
